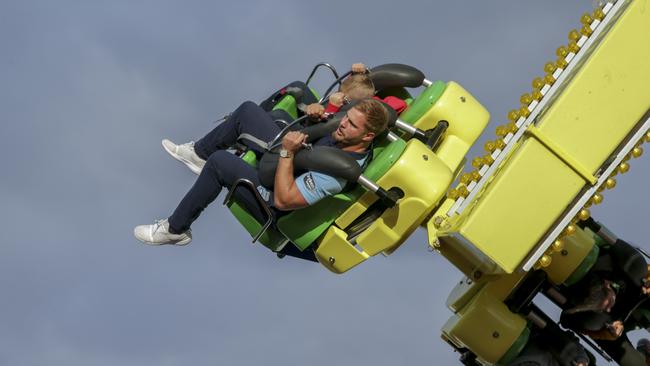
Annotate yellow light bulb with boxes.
[520,93,533,105]
[460,173,472,185]
[496,125,508,137]
[605,177,616,189]
[495,139,506,149]
[645,131,650,142]
[471,170,481,181]
[565,224,577,236]
[472,156,484,168]
[507,109,520,122]
[544,62,557,74]
[556,56,568,69]
[568,29,581,41]
[532,77,545,89]
[632,146,643,158]
[519,105,531,118]
[538,255,552,268]
[592,193,603,205]
[581,13,593,25]
[593,8,605,21]
[618,162,630,174]
[581,24,593,37]
[532,89,543,101]
[483,153,494,165]
[556,46,569,58]
[507,121,518,133]
[551,239,565,252]
[578,209,590,221]
[568,41,580,53]
[458,185,470,197]
[484,141,496,152]
[448,189,459,200]
[544,73,556,85]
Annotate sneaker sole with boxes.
[162,140,202,175]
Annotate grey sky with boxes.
[1,1,648,365]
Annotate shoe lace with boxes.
[152,219,166,234]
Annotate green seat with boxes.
[227,137,408,253]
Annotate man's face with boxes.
[332,107,374,146]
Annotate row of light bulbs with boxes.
[447,7,607,202]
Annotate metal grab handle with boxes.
[305,62,340,86]
[223,179,274,243]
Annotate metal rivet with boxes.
[460,96,467,102]
[328,257,335,264]
[473,270,482,280]
[492,331,499,338]
[561,249,568,256]
[423,154,429,161]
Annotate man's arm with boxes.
[274,131,309,211]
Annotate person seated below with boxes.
[560,239,650,366]
[134,98,390,246]
[260,63,406,125]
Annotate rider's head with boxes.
[332,99,388,148]
[340,74,375,101]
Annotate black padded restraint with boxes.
[369,63,425,91]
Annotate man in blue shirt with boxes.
[134,98,389,245]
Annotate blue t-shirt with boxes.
[294,136,368,205]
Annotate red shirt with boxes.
[324,96,407,115]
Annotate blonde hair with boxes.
[340,74,375,99]
[353,98,389,135]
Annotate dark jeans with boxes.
[168,101,280,233]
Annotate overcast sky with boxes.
[1,1,648,365]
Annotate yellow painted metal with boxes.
[442,286,527,364]
[315,226,368,274]
[413,82,490,171]
[544,226,596,285]
[433,0,650,275]
[537,0,650,174]
[439,138,586,274]
[526,126,597,185]
[316,140,454,273]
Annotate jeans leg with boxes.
[168,150,273,233]
[194,101,281,159]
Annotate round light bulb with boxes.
[605,177,617,189]
[593,8,605,21]
[532,77,545,89]
[520,93,533,105]
[592,193,603,205]
[618,162,630,174]
[484,140,496,152]
[538,255,552,268]
[578,209,590,221]
[551,239,565,252]
[568,29,581,41]
[632,146,643,158]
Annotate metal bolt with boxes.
[328,257,336,264]
[433,216,444,228]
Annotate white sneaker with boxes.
[134,219,192,246]
[162,139,206,175]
